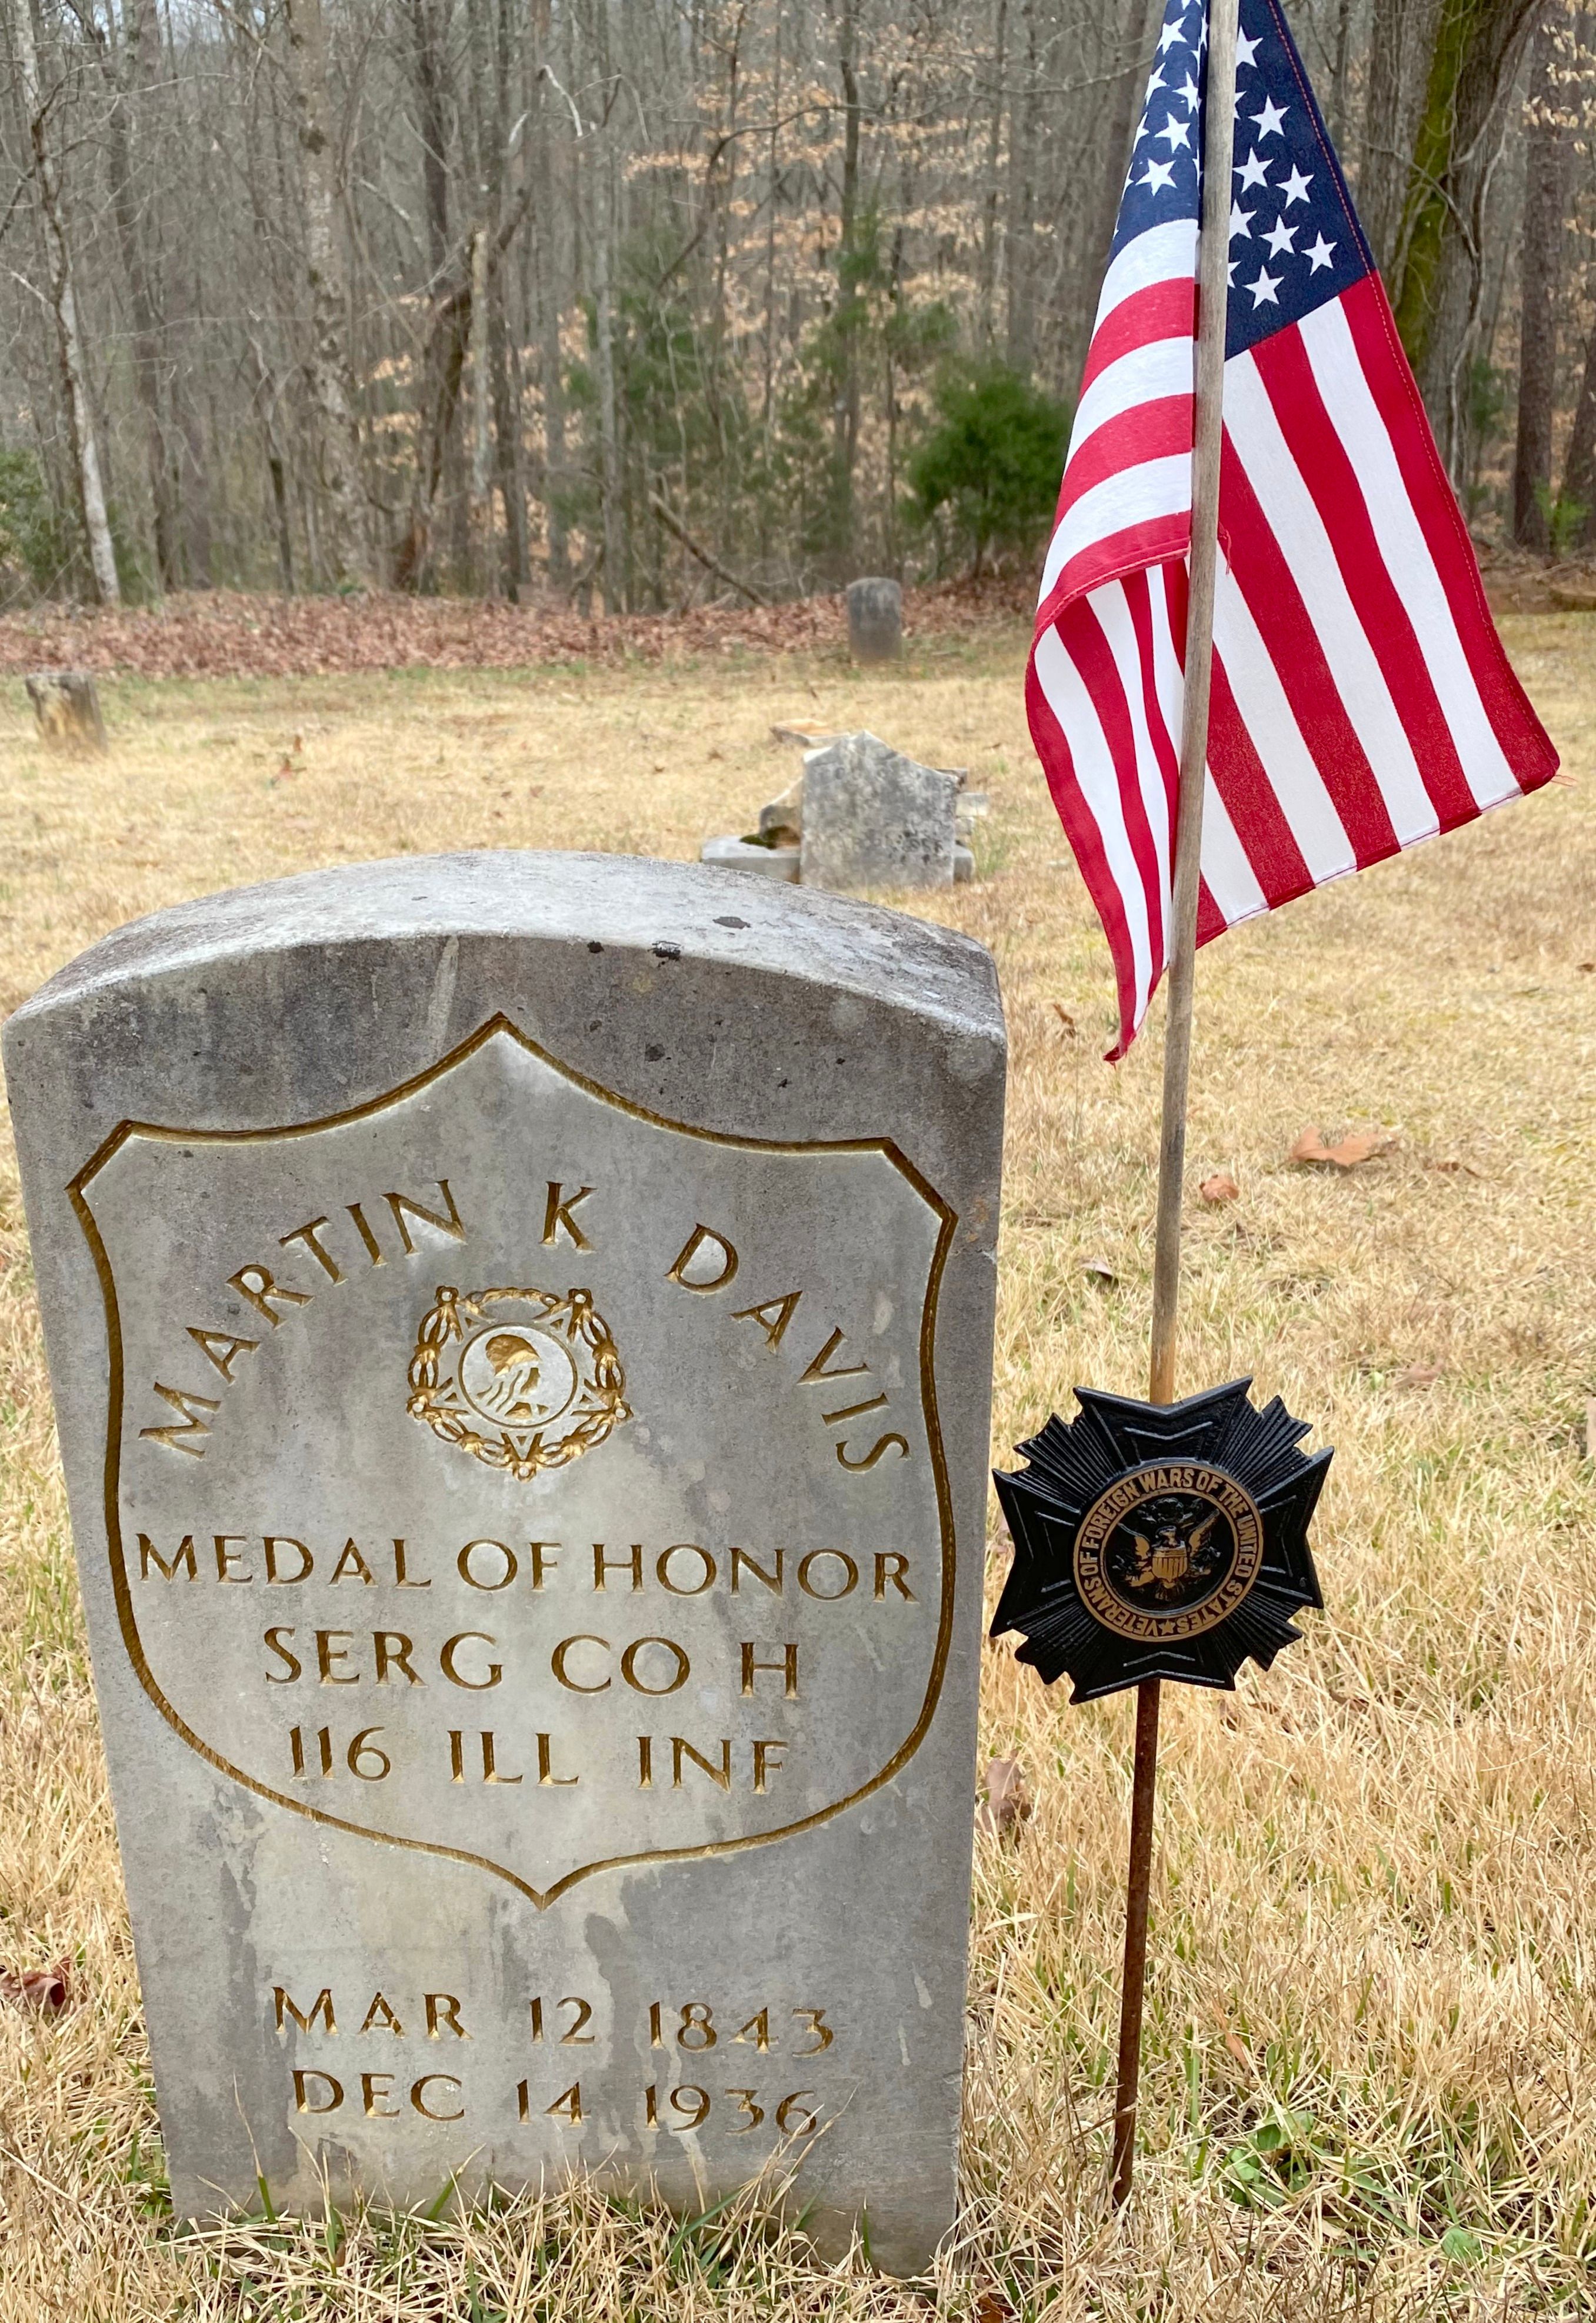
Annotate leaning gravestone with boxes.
[801,733,960,894]
[5,852,1004,2272]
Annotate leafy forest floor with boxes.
[0,605,1592,2319]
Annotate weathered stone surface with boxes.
[800,734,959,894]
[26,669,105,749]
[5,851,1004,2274]
[698,832,799,881]
[757,777,804,845]
[846,578,903,663]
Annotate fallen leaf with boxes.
[1082,1255,1118,1285]
[276,755,294,776]
[1428,1158,1483,1178]
[974,2295,1016,2323]
[1579,962,1594,974]
[291,731,304,752]
[1200,1171,1240,1204]
[0,1958,70,2014]
[976,1757,1031,1839]
[1289,1126,1393,1169]
[1224,2031,1252,2071]
[1052,1002,1077,1038]
[1395,1363,1443,1388]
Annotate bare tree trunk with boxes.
[282,0,373,585]
[1512,8,1564,549]
[12,0,121,604]
[591,142,623,608]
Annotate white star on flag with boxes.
[1246,266,1282,305]
[1278,165,1312,205]
[1304,232,1336,271]
[1138,158,1177,193]
[1262,216,1297,256]
[1229,201,1253,239]
[1235,148,1270,189]
[1155,115,1193,149]
[1234,25,1260,64]
[1251,96,1287,136]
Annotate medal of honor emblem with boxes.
[991,1378,1330,1701]
[408,1284,629,1478]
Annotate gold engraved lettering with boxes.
[665,1222,737,1290]
[359,1993,405,2035]
[362,2071,400,2118]
[411,2074,464,2120]
[752,1739,787,1792]
[671,1737,731,1790]
[675,2002,716,2049]
[275,1984,336,2035]
[792,2008,833,2054]
[186,1326,260,1381]
[797,1550,859,1599]
[621,1638,691,1695]
[593,1542,642,1591]
[139,1383,221,1458]
[138,1531,197,1581]
[374,1632,420,1684]
[728,2088,765,2131]
[214,1535,253,1584]
[542,1181,592,1249]
[821,1392,889,1427]
[440,1632,502,1689]
[480,1731,522,1784]
[730,1290,801,1346]
[545,2082,582,2123]
[538,1733,578,1786]
[740,1642,799,1698]
[293,2069,343,2114]
[330,1538,375,1585]
[729,1546,783,1594]
[346,1202,385,1265]
[448,1729,465,1781]
[799,1328,868,1385]
[393,1539,429,1588]
[384,1182,467,1254]
[263,1626,301,1681]
[528,1542,559,1588]
[425,1993,469,2039]
[265,1535,312,1582]
[732,2010,770,2051]
[552,1636,611,1692]
[874,1552,915,1600]
[227,1264,313,1325]
[559,1997,594,2044]
[657,1544,715,1595]
[316,1630,359,1685]
[836,1431,910,1471]
[529,1998,545,2041]
[637,1735,654,1787]
[279,1218,344,1281]
[458,1539,517,1591]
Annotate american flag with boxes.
[1028,0,1558,1059]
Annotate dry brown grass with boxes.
[0,615,1592,2319]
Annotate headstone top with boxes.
[799,735,960,895]
[846,577,904,663]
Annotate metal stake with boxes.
[1110,0,1240,2208]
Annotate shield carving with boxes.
[72,1021,955,1905]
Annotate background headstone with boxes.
[846,578,903,663]
[801,733,959,893]
[5,852,1004,2274]
[698,831,799,881]
[26,669,105,749]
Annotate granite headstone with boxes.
[5,852,1005,2272]
[800,734,960,894]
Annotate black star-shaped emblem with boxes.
[991,1379,1329,1702]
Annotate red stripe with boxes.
[1250,321,1479,832]
[1339,274,1557,789]
[1035,512,1190,638]
[1025,641,1141,1059]
[1205,648,1314,907]
[1196,878,1225,945]
[1056,398,1194,526]
[1079,278,1197,398]
[1123,568,1180,919]
[1218,438,1401,866]
[1065,590,1168,981]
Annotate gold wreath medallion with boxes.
[408,1285,629,1480]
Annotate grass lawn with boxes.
[0,613,1592,2318]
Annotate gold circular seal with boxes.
[1073,1461,1264,1642]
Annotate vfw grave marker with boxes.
[6,853,1004,2270]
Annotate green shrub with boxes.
[907,362,1069,574]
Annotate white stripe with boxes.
[1034,614,1154,1028]
[1094,219,1200,326]
[1198,774,1270,925]
[1212,556,1356,883]
[1147,564,1187,778]
[1225,349,1441,845]
[1297,296,1521,809]
[1070,335,1195,461]
[1039,453,1191,600]
[1092,582,1174,953]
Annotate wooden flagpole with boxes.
[1110,0,1241,2209]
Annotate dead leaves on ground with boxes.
[976,1758,1032,1840]
[0,1957,71,2013]
[1289,1125,1394,1169]
[1199,1170,1240,1204]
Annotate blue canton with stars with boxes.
[1111,0,1375,361]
